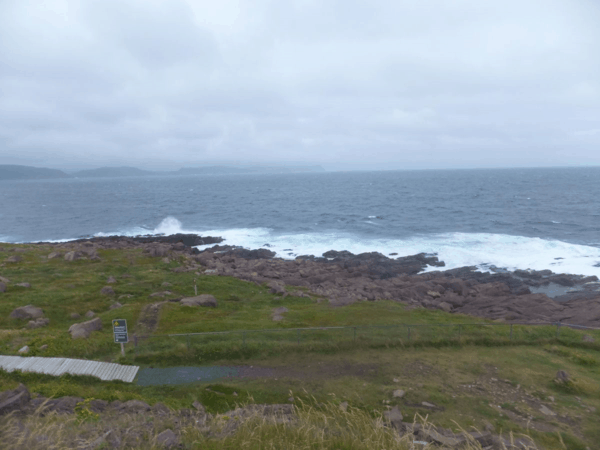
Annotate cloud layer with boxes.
[1,0,599,171]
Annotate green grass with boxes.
[0,243,600,449]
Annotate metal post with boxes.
[120,342,125,357]
[353,327,357,343]
[510,324,513,340]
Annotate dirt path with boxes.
[132,301,169,344]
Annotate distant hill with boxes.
[0,165,72,180]
[0,164,327,181]
[176,166,254,175]
[72,166,157,178]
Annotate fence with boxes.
[130,321,600,357]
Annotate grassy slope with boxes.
[0,244,599,449]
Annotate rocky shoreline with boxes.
[27,233,600,329]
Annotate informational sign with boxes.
[113,319,128,345]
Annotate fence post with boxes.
[353,327,357,343]
[407,326,411,342]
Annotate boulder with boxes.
[107,276,117,284]
[39,345,48,351]
[383,406,403,430]
[68,317,102,339]
[0,383,30,416]
[113,399,151,414]
[180,294,218,308]
[100,286,115,296]
[47,252,62,260]
[555,370,570,384]
[18,346,29,354]
[5,255,22,263]
[70,313,81,319]
[155,429,179,448]
[10,305,44,320]
[64,251,82,261]
[85,310,95,318]
[109,302,123,310]
[27,318,50,329]
[438,301,453,313]
[392,389,405,398]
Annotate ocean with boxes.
[1,167,599,277]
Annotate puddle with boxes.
[135,365,275,386]
[527,283,582,300]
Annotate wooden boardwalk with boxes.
[0,355,139,383]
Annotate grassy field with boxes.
[0,243,599,449]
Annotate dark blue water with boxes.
[1,167,599,276]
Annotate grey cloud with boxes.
[0,0,599,171]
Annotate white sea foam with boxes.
[187,228,600,277]
[28,216,600,277]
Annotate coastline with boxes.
[14,233,600,329]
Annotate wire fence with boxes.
[130,321,600,356]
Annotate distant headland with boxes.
[0,164,327,181]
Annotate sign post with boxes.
[113,319,128,357]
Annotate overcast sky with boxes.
[1,0,599,172]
